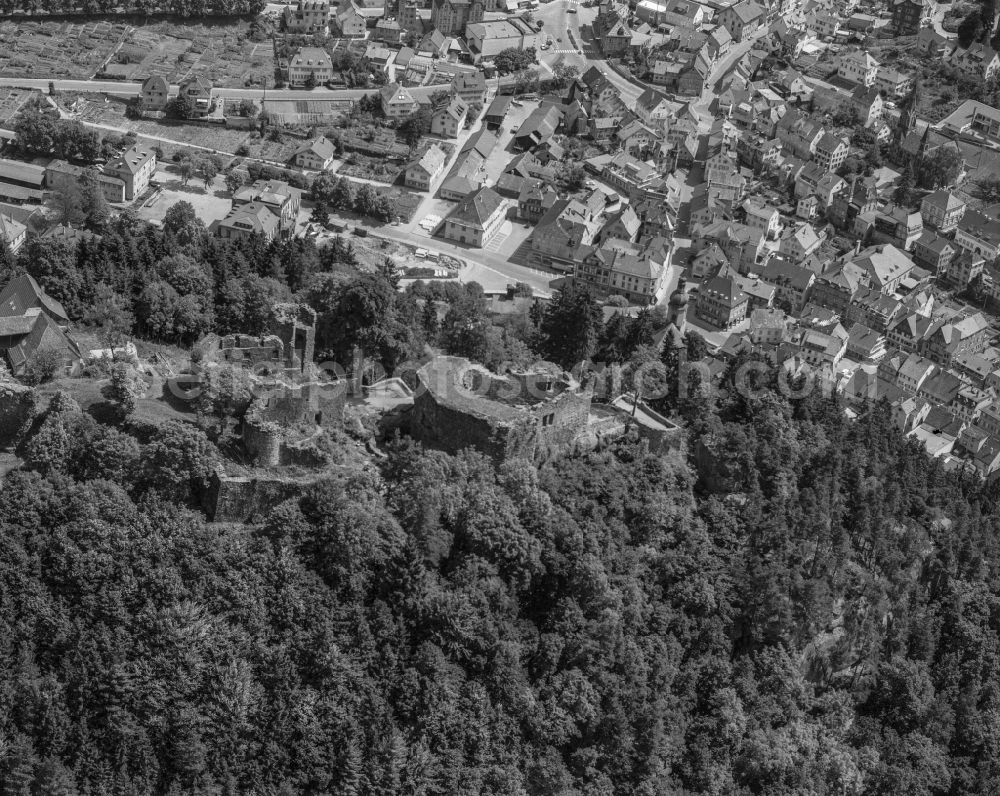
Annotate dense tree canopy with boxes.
[0,347,998,793]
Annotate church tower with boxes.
[669,279,688,332]
[898,79,920,139]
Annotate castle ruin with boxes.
[407,356,682,463]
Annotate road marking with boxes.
[484,231,510,252]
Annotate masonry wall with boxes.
[408,389,512,461]
[243,414,283,467]
[529,388,593,461]
[204,466,309,523]
[408,382,594,464]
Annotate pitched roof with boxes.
[180,74,212,93]
[958,209,1000,243]
[295,135,336,161]
[750,307,787,331]
[842,49,879,69]
[141,75,168,93]
[380,82,417,105]
[291,47,332,67]
[0,273,68,322]
[433,95,469,122]
[0,159,46,186]
[785,222,821,250]
[852,85,882,105]
[219,201,281,236]
[709,25,733,47]
[921,189,965,214]
[446,186,505,228]
[617,119,657,142]
[453,71,486,91]
[854,244,914,287]
[0,309,79,370]
[461,128,499,158]
[898,351,936,379]
[727,0,764,23]
[486,94,512,117]
[636,87,670,111]
[889,312,935,341]
[411,144,446,175]
[817,131,847,151]
[0,213,25,249]
[107,144,155,176]
[0,313,38,336]
[336,2,362,21]
[762,260,815,290]
[701,275,748,308]
[950,313,990,339]
[514,104,562,144]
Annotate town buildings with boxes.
[380,83,420,118]
[719,0,765,42]
[891,0,925,35]
[466,18,541,57]
[178,76,214,117]
[839,50,879,86]
[293,136,337,171]
[140,75,169,112]
[431,0,488,35]
[696,276,750,328]
[102,144,156,202]
[921,190,966,233]
[431,96,468,138]
[287,47,334,87]
[0,274,80,376]
[284,0,330,34]
[232,180,302,235]
[404,145,447,191]
[442,186,507,247]
[217,202,282,243]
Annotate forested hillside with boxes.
[1,354,999,794]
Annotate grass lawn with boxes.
[242,134,301,164]
[388,187,423,223]
[75,95,253,155]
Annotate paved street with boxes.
[0,77,457,104]
[371,222,559,296]
[535,0,646,105]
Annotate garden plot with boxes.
[0,20,129,79]
[0,88,33,126]
[108,28,191,82]
[116,21,277,87]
